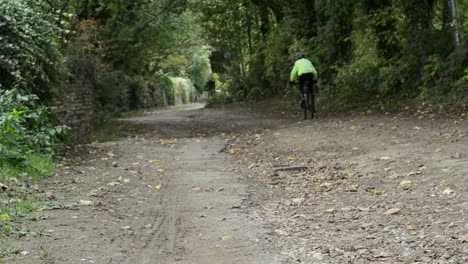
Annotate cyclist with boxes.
[290,55,318,113]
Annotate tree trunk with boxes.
[449,0,461,46]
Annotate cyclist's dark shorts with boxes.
[298,73,316,93]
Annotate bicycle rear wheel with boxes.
[303,92,309,120]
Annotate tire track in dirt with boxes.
[4,104,286,264]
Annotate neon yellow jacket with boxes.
[290,58,318,81]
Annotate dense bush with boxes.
[196,0,468,108]
[0,1,64,98]
[331,30,383,109]
[0,88,68,172]
[96,70,132,113]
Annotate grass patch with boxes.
[0,154,55,181]
[0,243,20,261]
[0,196,44,219]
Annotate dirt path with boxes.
[5,105,286,264]
[4,103,468,264]
[226,109,468,263]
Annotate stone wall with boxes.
[55,78,95,142]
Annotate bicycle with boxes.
[302,80,316,120]
[291,80,316,120]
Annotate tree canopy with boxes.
[1,0,468,109]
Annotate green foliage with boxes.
[158,75,175,105]
[195,0,468,107]
[0,153,55,180]
[95,70,132,112]
[0,0,65,98]
[172,77,197,104]
[188,47,212,93]
[0,244,19,260]
[0,88,66,174]
[332,29,383,108]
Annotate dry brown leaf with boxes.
[384,208,401,215]
[408,170,422,176]
[274,230,288,236]
[458,234,468,242]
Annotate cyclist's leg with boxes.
[309,81,316,113]
[298,75,306,108]
[298,76,305,96]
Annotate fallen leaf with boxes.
[87,188,104,197]
[154,184,162,190]
[441,168,450,173]
[373,189,383,195]
[458,234,468,242]
[442,188,454,195]
[229,148,240,154]
[286,156,296,161]
[384,208,401,215]
[274,230,288,236]
[327,217,337,224]
[79,200,93,206]
[45,191,56,200]
[42,203,62,210]
[380,156,392,161]
[319,182,332,188]
[459,134,465,138]
[149,160,161,163]
[406,225,417,231]
[107,182,120,186]
[220,235,234,241]
[408,171,422,176]
[291,198,306,205]
[400,180,413,190]
[123,178,130,183]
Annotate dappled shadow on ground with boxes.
[225,110,468,263]
[5,102,468,264]
[117,104,294,139]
